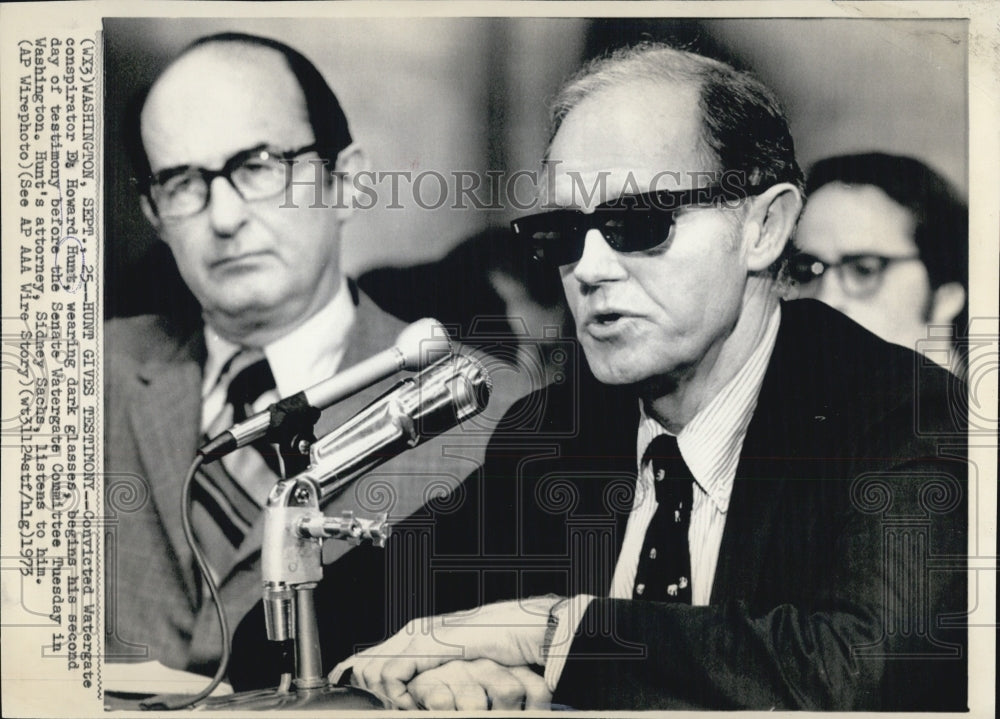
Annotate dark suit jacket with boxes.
[231,300,967,711]
[104,286,497,675]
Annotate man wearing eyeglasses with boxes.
[789,152,968,375]
[326,45,967,711]
[105,33,461,678]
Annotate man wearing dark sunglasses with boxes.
[105,33,470,680]
[332,44,966,711]
[791,152,968,375]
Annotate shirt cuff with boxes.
[542,594,595,693]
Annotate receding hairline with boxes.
[144,39,302,112]
[138,40,314,162]
[550,46,722,132]
[544,74,721,177]
[545,42,803,193]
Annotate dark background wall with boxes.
[103,16,967,319]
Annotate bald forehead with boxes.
[544,79,716,207]
[560,80,706,160]
[141,42,312,171]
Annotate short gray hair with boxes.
[549,43,804,194]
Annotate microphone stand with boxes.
[197,355,492,710]
[201,471,391,710]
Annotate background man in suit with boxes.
[105,33,475,677]
[790,152,968,375]
[333,44,967,710]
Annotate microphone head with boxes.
[447,354,493,416]
[395,318,453,370]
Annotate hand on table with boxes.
[330,596,561,710]
[406,659,551,710]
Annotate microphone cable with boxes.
[140,454,231,710]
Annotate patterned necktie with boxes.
[191,353,279,577]
[632,434,694,603]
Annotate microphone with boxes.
[257,355,490,690]
[199,318,453,461]
[302,354,492,500]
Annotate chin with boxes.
[220,280,288,309]
[209,295,284,324]
[589,365,629,386]
[584,344,690,395]
[585,354,652,387]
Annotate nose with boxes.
[207,176,249,237]
[571,229,628,289]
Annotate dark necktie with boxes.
[191,355,278,577]
[632,434,694,603]
[226,358,283,475]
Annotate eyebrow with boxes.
[151,142,272,180]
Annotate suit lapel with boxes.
[709,429,789,604]
[575,378,640,594]
[129,328,205,605]
[711,306,795,604]
[609,393,640,566]
[709,302,830,604]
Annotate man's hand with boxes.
[407,659,552,710]
[330,596,560,709]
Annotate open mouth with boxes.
[584,312,633,338]
[594,312,624,325]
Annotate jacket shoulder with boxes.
[105,314,199,371]
[776,300,965,438]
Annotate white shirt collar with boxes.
[202,277,356,398]
[636,304,781,513]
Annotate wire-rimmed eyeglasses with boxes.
[787,252,921,299]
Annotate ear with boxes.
[929,281,966,326]
[140,195,162,232]
[741,183,803,272]
[329,142,370,222]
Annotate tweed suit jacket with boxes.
[103,287,497,675]
[230,300,967,711]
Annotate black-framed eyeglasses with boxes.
[510,185,756,266]
[787,252,922,299]
[146,143,320,221]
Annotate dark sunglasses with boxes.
[510,185,754,266]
